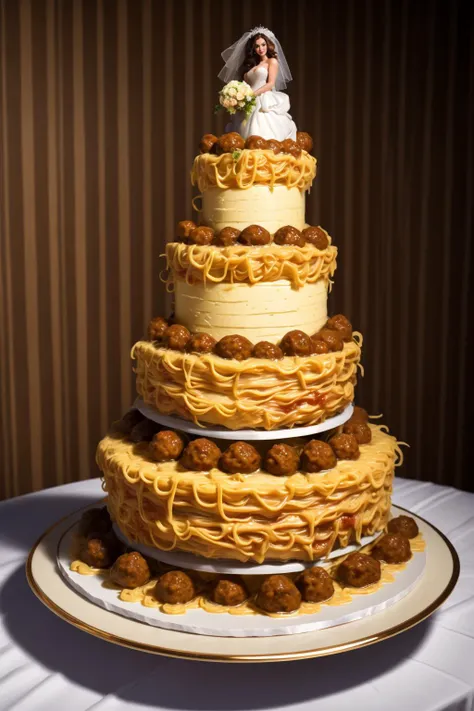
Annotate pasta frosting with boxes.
[98,424,402,563]
[132,335,363,430]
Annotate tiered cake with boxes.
[97,132,403,570]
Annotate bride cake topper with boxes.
[218,27,297,141]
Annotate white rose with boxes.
[229,97,237,106]
[228,87,237,97]
[236,92,245,101]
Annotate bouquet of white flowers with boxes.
[215,80,256,117]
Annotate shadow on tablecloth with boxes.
[0,563,435,709]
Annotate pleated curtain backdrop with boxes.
[0,0,473,499]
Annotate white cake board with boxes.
[58,521,426,638]
[134,398,354,441]
[112,523,381,575]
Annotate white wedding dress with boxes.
[226,65,297,141]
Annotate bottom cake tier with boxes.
[98,423,403,564]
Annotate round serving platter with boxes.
[134,398,354,440]
[26,504,459,661]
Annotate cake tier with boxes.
[191,149,317,193]
[199,185,306,233]
[132,336,362,430]
[165,239,337,288]
[98,424,399,563]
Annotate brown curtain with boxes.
[0,0,473,499]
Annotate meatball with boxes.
[350,406,369,423]
[130,418,160,443]
[188,225,215,246]
[337,552,381,588]
[328,433,360,460]
[239,224,271,246]
[280,330,312,357]
[280,139,302,158]
[212,577,248,606]
[256,574,302,613]
[273,225,305,247]
[312,328,344,352]
[217,132,245,154]
[245,135,268,150]
[300,440,337,473]
[252,341,283,360]
[264,443,299,476]
[79,534,120,569]
[310,338,330,355]
[296,567,334,603]
[215,334,253,360]
[214,226,241,246]
[176,220,196,241]
[372,533,412,564]
[150,430,185,462]
[220,441,261,474]
[110,552,151,588]
[147,315,169,341]
[180,438,221,471]
[343,421,372,444]
[186,332,217,354]
[266,139,282,154]
[162,324,191,350]
[387,515,419,539]
[326,314,353,342]
[301,226,329,249]
[113,409,145,436]
[199,133,218,153]
[78,506,112,537]
[296,131,314,153]
[154,570,196,604]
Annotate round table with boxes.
[0,477,473,711]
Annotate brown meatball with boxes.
[350,406,369,423]
[280,138,302,158]
[162,324,191,350]
[239,224,271,246]
[300,440,337,473]
[78,506,112,537]
[220,441,261,474]
[180,438,221,471]
[214,226,241,246]
[266,139,282,154]
[79,534,120,569]
[372,533,412,564]
[130,418,160,443]
[296,567,334,603]
[113,409,145,436]
[217,132,245,154]
[329,433,360,460]
[215,334,253,360]
[245,135,268,150]
[326,314,353,342]
[110,552,151,588]
[296,131,314,153]
[154,570,196,604]
[199,133,218,153]
[176,220,197,241]
[186,332,217,354]
[310,338,330,355]
[302,226,329,249]
[337,552,381,588]
[188,226,215,246]
[312,328,344,352]
[280,330,312,356]
[343,421,372,444]
[387,515,419,539]
[256,575,302,613]
[147,316,169,341]
[274,225,305,247]
[264,443,299,476]
[252,341,283,360]
[212,577,248,606]
[150,430,185,462]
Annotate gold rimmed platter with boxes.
[26,504,459,663]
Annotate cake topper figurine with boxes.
[218,26,297,141]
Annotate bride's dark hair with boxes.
[239,32,278,79]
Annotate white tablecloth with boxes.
[0,478,473,711]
